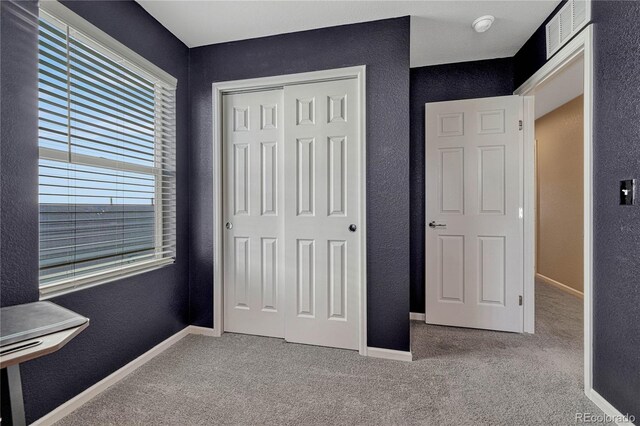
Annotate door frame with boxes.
[211,66,368,355]
[514,26,594,395]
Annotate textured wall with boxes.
[513,1,640,419]
[409,58,514,313]
[590,2,640,419]
[189,17,411,351]
[0,2,42,420]
[0,1,190,422]
[0,0,40,307]
[535,96,584,292]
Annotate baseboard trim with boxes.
[410,312,426,321]
[186,325,217,336]
[536,273,584,299]
[366,346,412,362]
[587,389,636,425]
[32,326,212,426]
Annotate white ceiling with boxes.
[136,0,561,68]
[534,55,583,119]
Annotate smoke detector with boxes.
[472,15,495,33]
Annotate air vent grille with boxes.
[559,4,573,43]
[572,0,587,30]
[546,19,560,54]
[546,0,591,59]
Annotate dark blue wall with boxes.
[1,2,44,421]
[0,1,190,423]
[0,1,40,309]
[590,2,640,419]
[409,58,514,313]
[513,1,640,419]
[188,17,412,351]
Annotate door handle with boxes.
[225,222,233,230]
[348,224,357,233]
[428,221,446,229]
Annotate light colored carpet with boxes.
[56,282,609,425]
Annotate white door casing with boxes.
[223,89,285,337]
[425,95,524,333]
[283,79,361,350]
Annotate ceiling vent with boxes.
[546,0,591,59]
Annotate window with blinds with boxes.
[38,7,177,295]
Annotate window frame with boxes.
[38,2,177,297]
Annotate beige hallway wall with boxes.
[535,95,584,293]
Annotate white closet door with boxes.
[283,79,361,350]
[425,95,523,332]
[223,89,285,337]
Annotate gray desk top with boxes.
[0,301,89,368]
[1,301,88,348]
[0,322,89,369]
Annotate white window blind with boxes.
[38,8,177,295]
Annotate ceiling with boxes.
[136,0,561,68]
[534,55,584,119]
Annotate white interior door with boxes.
[283,79,361,350]
[223,89,285,337]
[425,95,524,333]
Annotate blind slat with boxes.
[69,37,155,89]
[40,215,177,225]
[39,65,158,122]
[40,251,176,285]
[39,106,157,145]
[40,233,176,254]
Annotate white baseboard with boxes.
[366,346,412,362]
[186,325,217,336]
[410,312,426,321]
[32,326,211,426]
[536,273,584,299]
[587,389,636,425]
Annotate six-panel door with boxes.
[425,95,524,333]
[223,90,285,338]
[283,79,360,350]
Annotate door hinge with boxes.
[518,120,523,131]
[519,295,523,306]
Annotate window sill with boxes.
[39,257,175,299]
